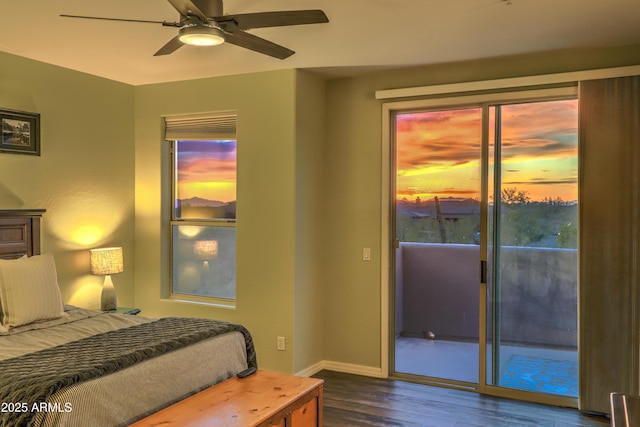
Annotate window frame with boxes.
[164,113,238,307]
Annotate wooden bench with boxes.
[130,370,324,427]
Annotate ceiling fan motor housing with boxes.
[191,0,223,18]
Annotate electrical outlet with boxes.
[277,336,286,351]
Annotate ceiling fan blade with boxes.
[224,31,294,59]
[217,10,328,30]
[166,0,211,22]
[154,36,184,56]
[60,14,179,26]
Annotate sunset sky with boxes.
[396,99,578,202]
[175,140,237,203]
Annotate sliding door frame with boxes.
[382,86,579,407]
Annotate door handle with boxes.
[480,260,487,284]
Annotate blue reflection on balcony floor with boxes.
[395,337,578,398]
[501,354,577,397]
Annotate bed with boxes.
[0,210,257,427]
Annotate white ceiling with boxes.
[2,0,640,86]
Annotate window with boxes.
[166,113,237,302]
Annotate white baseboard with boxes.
[296,360,385,378]
[295,361,325,378]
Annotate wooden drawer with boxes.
[291,394,318,425]
[130,370,323,427]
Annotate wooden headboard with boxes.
[0,209,46,259]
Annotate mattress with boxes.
[0,306,250,427]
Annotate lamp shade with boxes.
[194,240,218,259]
[90,247,124,275]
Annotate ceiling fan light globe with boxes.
[179,25,225,46]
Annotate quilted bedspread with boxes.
[0,317,257,427]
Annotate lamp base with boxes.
[101,275,118,311]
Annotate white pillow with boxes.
[0,253,65,328]
[0,255,26,333]
[0,255,22,334]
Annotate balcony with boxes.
[394,242,578,397]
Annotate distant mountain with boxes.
[179,197,229,207]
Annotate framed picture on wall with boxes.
[0,108,40,156]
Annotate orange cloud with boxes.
[396,99,578,202]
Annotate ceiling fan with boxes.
[60,0,329,59]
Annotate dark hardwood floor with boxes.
[313,370,611,427]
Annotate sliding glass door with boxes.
[485,99,579,400]
[393,107,482,385]
[391,90,579,405]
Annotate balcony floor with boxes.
[395,336,578,397]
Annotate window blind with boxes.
[164,112,236,140]
[578,75,640,414]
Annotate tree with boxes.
[500,187,546,246]
[502,187,530,205]
[557,222,578,248]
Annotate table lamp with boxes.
[194,239,218,263]
[90,247,124,311]
[194,240,218,288]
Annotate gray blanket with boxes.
[0,317,257,427]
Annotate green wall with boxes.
[321,43,640,370]
[0,51,135,310]
[293,71,326,373]
[134,70,314,372]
